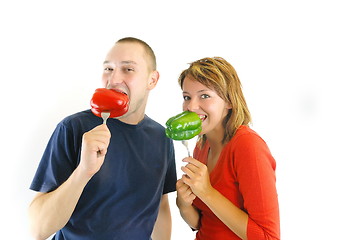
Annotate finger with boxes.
[184,163,199,173]
[177,184,193,201]
[188,192,197,201]
[92,124,111,138]
[89,137,110,151]
[176,179,188,191]
[84,128,110,142]
[85,128,111,147]
[183,192,196,203]
[182,157,204,168]
[177,178,193,190]
[89,123,109,133]
[181,166,195,179]
[179,185,192,197]
[179,183,195,199]
[181,173,193,186]
[97,143,108,156]
[176,179,184,187]
[92,130,111,142]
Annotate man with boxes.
[29,37,177,240]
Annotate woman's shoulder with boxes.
[226,125,276,168]
[230,125,266,146]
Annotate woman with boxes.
[176,57,280,240]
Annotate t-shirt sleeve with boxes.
[162,139,177,194]
[234,133,280,240]
[30,121,79,193]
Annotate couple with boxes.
[29,37,280,240]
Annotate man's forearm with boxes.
[29,167,91,240]
[152,194,171,240]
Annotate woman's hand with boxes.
[180,157,214,199]
[176,179,196,208]
[176,175,201,230]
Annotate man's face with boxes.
[102,42,157,123]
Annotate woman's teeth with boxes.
[199,115,207,121]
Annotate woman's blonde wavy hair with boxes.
[178,57,252,145]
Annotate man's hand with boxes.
[79,124,111,178]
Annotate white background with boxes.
[1,0,358,239]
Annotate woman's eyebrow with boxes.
[183,89,210,94]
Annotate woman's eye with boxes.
[201,94,210,99]
[183,95,190,101]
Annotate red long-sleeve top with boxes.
[192,126,280,240]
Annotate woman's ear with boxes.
[226,101,232,110]
[148,70,159,90]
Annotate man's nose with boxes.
[107,69,124,88]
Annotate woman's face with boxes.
[182,76,231,137]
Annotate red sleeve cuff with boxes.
[247,217,280,240]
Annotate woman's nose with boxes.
[186,98,199,112]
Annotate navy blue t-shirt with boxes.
[30,110,177,240]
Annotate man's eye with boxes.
[123,67,134,72]
[104,67,113,71]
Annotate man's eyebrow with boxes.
[103,60,137,65]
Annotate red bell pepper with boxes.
[90,88,129,118]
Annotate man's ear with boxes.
[148,70,160,90]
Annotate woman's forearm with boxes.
[176,199,201,230]
[200,188,249,240]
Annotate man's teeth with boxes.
[114,89,127,95]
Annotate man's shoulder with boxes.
[62,109,93,122]
[58,109,100,131]
[143,115,165,130]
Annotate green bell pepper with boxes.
[165,111,202,140]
